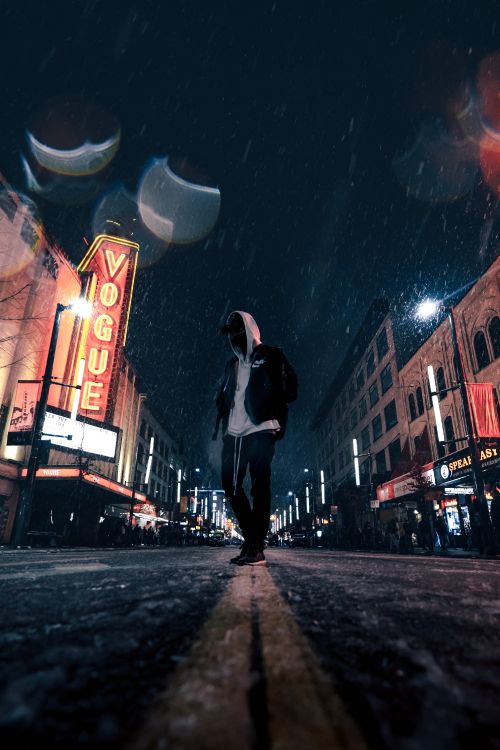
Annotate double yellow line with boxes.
[129,564,366,750]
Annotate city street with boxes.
[0,547,499,750]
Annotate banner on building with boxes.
[467,383,500,438]
[7,380,40,445]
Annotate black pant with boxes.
[221,432,276,549]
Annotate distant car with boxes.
[208,536,225,547]
[290,534,307,548]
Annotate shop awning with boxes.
[20,465,147,503]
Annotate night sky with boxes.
[1,1,499,491]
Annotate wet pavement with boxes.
[0,546,499,750]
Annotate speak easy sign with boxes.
[433,439,500,485]
[78,235,139,422]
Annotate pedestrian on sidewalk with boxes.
[487,481,500,553]
[214,311,298,566]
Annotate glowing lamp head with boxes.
[70,297,93,319]
[416,299,440,320]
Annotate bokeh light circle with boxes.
[27,98,120,177]
[138,157,221,244]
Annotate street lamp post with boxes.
[353,440,378,543]
[12,299,91,547]
[417,298,496,553]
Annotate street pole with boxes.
[367,449,379,546]
[12,303,66,547]
[447,306,495,552]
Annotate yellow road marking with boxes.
[128,564,366,750]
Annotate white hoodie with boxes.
[226,310,280,437]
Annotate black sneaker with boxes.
[230,542,248,564]
[238,548,266,566]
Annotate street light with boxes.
[416,297,496,552]
[353,438,378,540]
[12,298,91,547]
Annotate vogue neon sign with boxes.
[78,235,139,421]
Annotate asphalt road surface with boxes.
[0,546,499,750]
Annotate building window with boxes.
[369,382,379,407]
[375,449,387,475]
[348,383,356,402]
[408,393,417,421]
[436,367,446,400]
[331,458,336,476]
[372,414,383,442]
[361,426,370,451]
[488,316,500,359]
[366,349,376,377]
[350,408,357,429]
[388,438,401,471]
[140,419,147,438]
[434,426,445,458]
[384,399,398,430]
[380,363,393,394]
[416,386,424,415]
[474,330,491,370]
[336,428,342,445]
[339,451,345,470]
[342,420,348,439]
[444,416,456,454]
[356,368,365,391]
[335,404,341,422]
[359,396,367,419]
[376,327,389,361]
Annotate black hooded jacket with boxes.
[214,311,297,440]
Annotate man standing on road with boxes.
[213,311,297,566]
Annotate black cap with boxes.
[220,312,245,335]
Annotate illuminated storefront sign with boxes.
[43,409,118,460]
[77,234,139,422]
[20,466,146,502]
[433,439,500,485]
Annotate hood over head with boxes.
[223,310,261,363]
